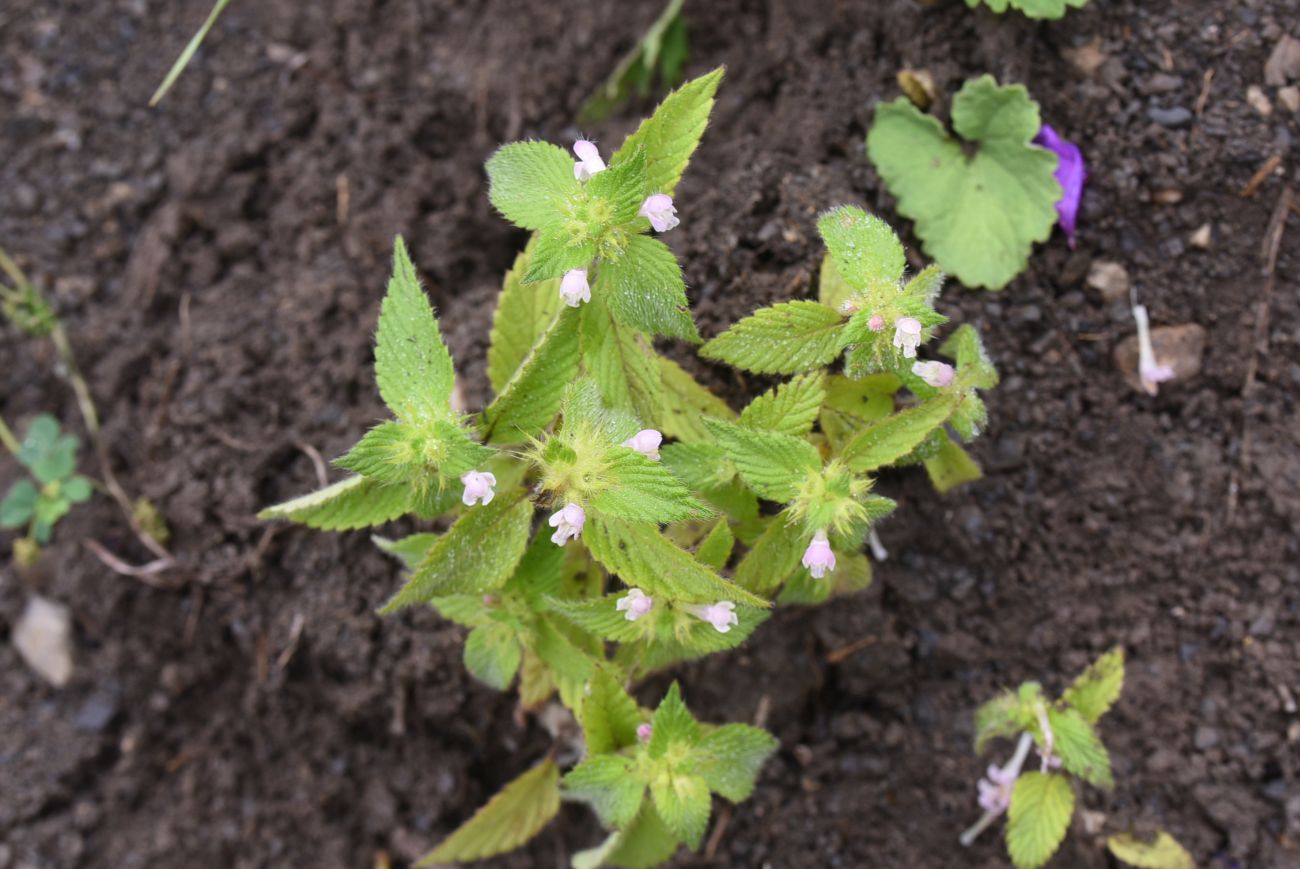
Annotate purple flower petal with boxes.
[1033,124,1086,248]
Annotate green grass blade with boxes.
[149,0,234,107]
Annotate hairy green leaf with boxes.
[613,67,724,196]
[608,803,681,869]
[1063,647,1125,725]
[486,141,580,231]
[488,236,563,395]
[380,496,532,612]
[966,0,1089,19]
[374,238,456,423]
[564,755,647,828]
[17,415,79,484]
[841,393,957,472]
[941,323,1000,390]
[651,772,711,850]
[464,623,522,691]
[740,372,826,437]
[732,513,806,595]
[259,475,413,531]
[1007,772,1074,869]
[700,301,847,374]
[867,75,1060,290]
[693,519,735,570]
[600,235,698,341]
[579,667,646,755]
[818,253,855,310]
[417,759,561,865]
[1046,707,1113,789]
[974,691,1034,753]
[480,307,581,444]
[656,357,735,442]
[816,205,906,290]
[923,429,983,493]
[591,447,709,523]
[693,724,778,802]
[525,228,596,284]
[703,418,821,502]
[582,294,664,426]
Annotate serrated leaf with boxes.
[816,205,906,290]
[600,235,698,341]
[375,238,456,423]
[940,323,1000,389]
[703,418,821,502]
[1063,647,1125,725]
[429,595,493,629]
[818,253,856,309]
[867,75,1060,290]
[0,479,38,528]
[525,229,596,284]
[1007,772,1074,869]
[628,603,769,673]
[488,237,563,395]
[591,447,709,523]
[547,593,657,644]
[1046,707,1113,789]
[612,67,723,196]
[582,293,664,426]
[656,357,735,442]
[464,622,522,691]
[733,513,805,595]
[417,759,561,865]
[504,526,569,602]
[824,373,900,422]
[649,682,699,754]
[608,803,680,869]
[259,475,413,530]
[841,394,957,472]
[693,519,734,570]
[1106,831,1196,869]
[588,146,650,225]
[924,429,983,493]
[974,691,1034,753]
[660,442,758,522]
[564,755,647,828]
[965,0,1089,20]
[651,773,711,850]
[480,306,581,444]
[583,515,769,608]
[380,496,532,612]
[693,724,778,802]
[486,140,581,231]
[740,372,826,437]
[373,532,439,570]
[529,615,599,709]
[579,667,645,755]
[700,301,846,374]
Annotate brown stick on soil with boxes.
[1238,154,1282,198]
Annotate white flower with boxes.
[892,316,923,358]
[548,502,586,545]
[460,470,496,507]
[801,530,836,579]
[687,600,738,634]
[622,429,663,461]
[639,193,679,232]
[572,140,606,181]
[911,360,955,388]
[615,588,654,621]
[560,268,591,308]
[1133,304,1175,395]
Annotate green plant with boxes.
[962,648,1126,868]
[965,0,1089,18]
[579,0,689,125]
[262,68,998,867]
[150,0,234,107]
[867,75,1061,290]
[0,415,93,549]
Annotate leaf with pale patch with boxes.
[692,724,778,802]
[1062,646,1125,725]
[486,141,580,231]
[1106,831,1196,869]
[480,307,581,444]
[416,759,561,865]
[464,622,522,691]
[740,371,826,437]
[259,475,413,530]
[841,393,958,472]
[656,357,735,442]
[488,236,563,395]
[703,418,821,502]
[600,235,698,341]
[612,67,724,196]
[816,205,907,290]
[1006,772,1075,869]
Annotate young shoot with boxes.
[0,415,93,562]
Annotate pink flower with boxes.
[622,429,663,461]
[687,601,738,634]
[548,502,586,545]
[892,316,923,358]
[636,723,653,743]
[977,763,1018,816]
[560,268,591,308]
[801,530,836,579]
[572,140,606,181]
[460,470,497,507]
[911,360,955,388]
[1133,304,1175,395]
[867,314,886,332]
[639,193,679,232]
[616,588,653,621]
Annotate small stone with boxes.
[13,596,73,687]
[1062,37,1106,77]
[1190,223,1213,249]
[1087,260,1131,300]
[1264,35,1300,86]
[1151,188,1184,205]
[74,686,122,732]
[1114,322,1207,394]
[1141,73,1184,95]
[1194,726,1220,750]
[1148,105,1193,127]
[1279,86,1300,113]
[1247,85,1273,116]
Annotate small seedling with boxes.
[0,415,93,552]
[867,75,1063,290]
[263,68,999,867]
[962,648,1125,869]
[579,0,689,124]
[965,0,1090,19]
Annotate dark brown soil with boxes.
[3,0,1298,866]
